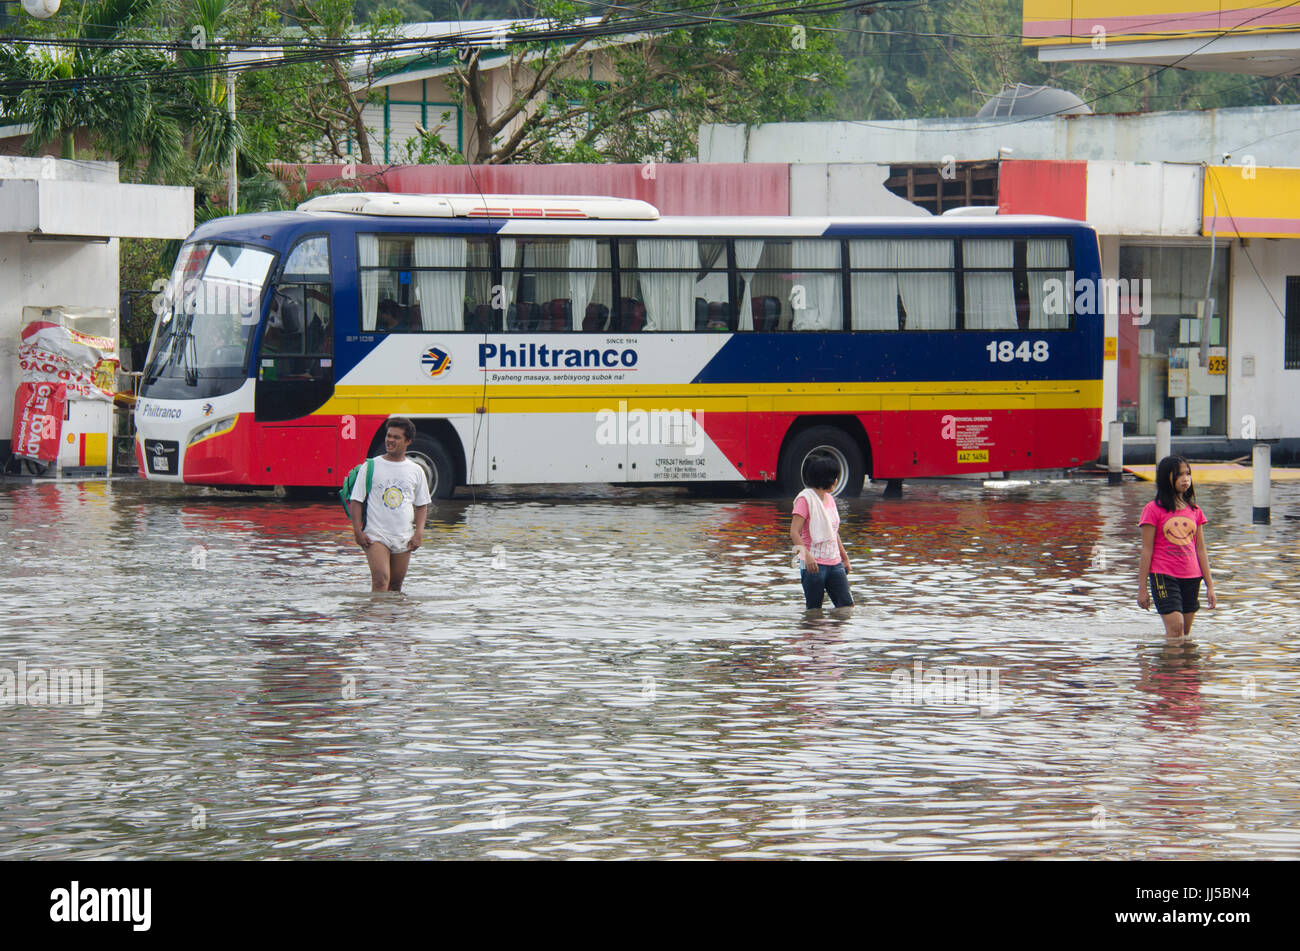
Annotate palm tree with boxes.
[0,0,240,184]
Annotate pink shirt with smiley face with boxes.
[1140,501,1207,578]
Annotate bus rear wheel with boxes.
[407,434,456,500]
[778,425,866,498]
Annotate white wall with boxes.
[789,163,930,217]
[699,106,1300,167]
[1226,237,1300,440]
[1085,162,1202,237]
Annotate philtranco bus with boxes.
[134,194,1103,498]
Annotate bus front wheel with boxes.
[407,434,456,500]
[778,425,866,498]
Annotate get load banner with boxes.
[17,321,117,401]
[11,381,66,462]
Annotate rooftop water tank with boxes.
[976,84,1093,119]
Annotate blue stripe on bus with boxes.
[690,324,1105,385]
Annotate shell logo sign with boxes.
[421,346,452,378]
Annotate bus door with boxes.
[254,236,338,485]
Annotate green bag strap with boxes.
[364,458,374,495]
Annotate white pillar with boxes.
[1253,443,1271,524]
[1155,418,1171,463]
[1108,421,1124,485]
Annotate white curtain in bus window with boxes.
[695,241,730,330]
[500,238,517,321]
[896,239,955,330]
[568,239,598,332]
[848,240,896,330]
[1027,238,1072,329]
[791,240,842,330]
[413,236,467,331]
[735,239,764,330]
[963,239,1018,330]
[529,239,569,315]
[635,239,696,331]
[358,235,380,332]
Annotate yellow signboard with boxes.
[1204,166,1300,238]
[1104,337,1117,360]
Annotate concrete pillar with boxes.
[1108,421,1124,485]
[1156,418,1171,463]
[1253,443,1271,524]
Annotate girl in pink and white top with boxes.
[1137,454,1217,640]
[789,454,853,610]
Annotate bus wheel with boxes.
[407,435,456,500]
[778,425,866,498]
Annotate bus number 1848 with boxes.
[987,340,1049,362]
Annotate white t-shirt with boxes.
[351,456,431,541]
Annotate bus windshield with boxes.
[140,242,275,400]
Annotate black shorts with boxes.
[1149,573,1201,615]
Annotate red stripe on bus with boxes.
[176,406,1100,487]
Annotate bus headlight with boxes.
[188,416,237,447]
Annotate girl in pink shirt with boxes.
[1137,455,1217,640]
[789,454,853,610]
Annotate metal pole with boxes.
[226,64,237,213]
[1253,443,1271,524]
[1155,418,1171,464]
[1107,421,1124,485]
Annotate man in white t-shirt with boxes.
[351,416,431,592]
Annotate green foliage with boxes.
[831,0,1300,120]
[449,0,848,163]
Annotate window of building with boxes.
[1286,276,1300,370]
[1117,244,1230,436]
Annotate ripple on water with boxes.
[0,478,1299,858]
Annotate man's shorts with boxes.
[367,530,413,554]
[1149,573,1201,615]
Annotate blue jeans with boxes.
[801,562,853,609]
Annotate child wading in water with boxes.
[790,454,853,610]
[1137,455,1216,639]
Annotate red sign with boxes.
[11,381,66,462]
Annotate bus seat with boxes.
[545,299,571,331]
[616,304,642,337]
[752,295,780,331]
[512,301,539,331]
[706,300,730,331]
[583,302,609,331]
[695,297,709,331]
[619,299,646,332]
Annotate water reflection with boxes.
[0,477,1298,858]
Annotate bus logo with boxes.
[421,347,452,378]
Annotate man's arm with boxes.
[408,505,428,551]
[352,499,369,547]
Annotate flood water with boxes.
[1,475,1298,859]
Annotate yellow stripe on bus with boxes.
[317,380,1101,417]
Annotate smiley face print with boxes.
[1163,514,1198,546]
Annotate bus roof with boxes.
[188,207,1094,247]
[295,192,661,220]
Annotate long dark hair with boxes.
[1154,454,1197,511]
